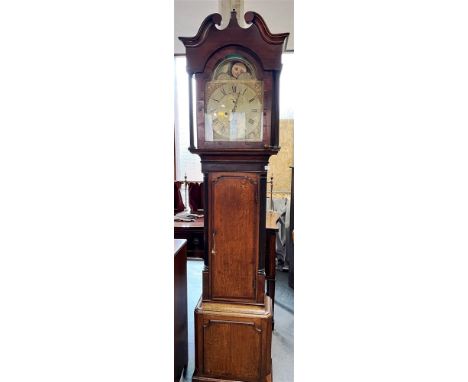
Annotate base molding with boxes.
[192,358,272,382]
[192,370,272,382]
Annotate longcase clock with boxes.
[179,10,288,382]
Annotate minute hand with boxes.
[231,91,241,113]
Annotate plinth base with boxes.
[192,368,272,382]
[192,296,273,382]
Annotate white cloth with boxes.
[271,198,290,265]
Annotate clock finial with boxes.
[228,8,239,27]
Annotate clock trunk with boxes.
[208,172,260,303]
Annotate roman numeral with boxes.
[249,97,255,103]
[251,109,258,112]
[242,88,247,95]
[220,88,227,96]
[231,85,237,93]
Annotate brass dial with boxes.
[205,81,263,142]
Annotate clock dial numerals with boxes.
[205,81,263,142]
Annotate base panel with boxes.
[192,371,272,382]
[192,358,272,382]
[192,296,273,382]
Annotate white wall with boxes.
[174,0,294,54]
[244,0,294,50]
[174,1,219,55]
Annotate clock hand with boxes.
[231,91,241,113]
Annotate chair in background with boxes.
[188,182,204,213]
[174,181,185,214]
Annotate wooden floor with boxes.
[182,259,294,382]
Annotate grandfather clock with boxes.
[179,10,288,382]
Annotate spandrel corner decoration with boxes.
[179,10,288,382]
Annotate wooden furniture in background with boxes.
[174,239,188,381]
[174,217,205,258]
[265,211,279,329]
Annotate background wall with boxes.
[174,0,294,54]
[268,119,294,198]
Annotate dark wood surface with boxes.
[174,239,188,381]
[174,218,205,258]
[264,211,279,330]
[179,12,288,72]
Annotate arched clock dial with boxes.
[204,57,263,143]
